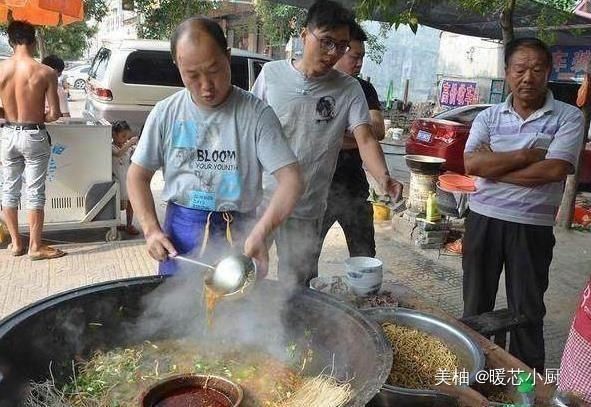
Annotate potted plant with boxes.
[369,188,392,221]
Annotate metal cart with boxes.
[0,117,122,241]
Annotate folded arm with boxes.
[464,146,546,178]
[463,108,545,178]
[493,159,573,187]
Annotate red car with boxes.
[406,104,591,185]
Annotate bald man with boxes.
[128,17,302,276]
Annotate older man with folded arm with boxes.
[462,37,584,372]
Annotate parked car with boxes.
[63,64,90,89]
[84,39,271,133]
[406,104,491,174]
[405,104,591,185]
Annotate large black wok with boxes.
[0,276,392,406]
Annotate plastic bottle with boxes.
[425,192,441,222]
[550,389,587,406]
[516,371,536,406]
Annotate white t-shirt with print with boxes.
[252,59,371,219]
[132,86,296,213]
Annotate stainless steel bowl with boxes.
[405,155,447,174]
[362,307,485,397]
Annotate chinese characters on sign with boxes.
[440,80,479,107]
[434,368,560,386]
[550,46,591,82]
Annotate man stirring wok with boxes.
[128,17,302,276]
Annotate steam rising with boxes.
[131,259,294,363]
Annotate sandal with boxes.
[7,243,26,257]
[442,238,463,256]
[29,246,67,261]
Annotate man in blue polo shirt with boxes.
[463,38,584,372]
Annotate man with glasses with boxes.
[318,21,384,259]
[252,0,402,287]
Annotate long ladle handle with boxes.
[173,255,215,270]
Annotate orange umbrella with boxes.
[0,0,84,26]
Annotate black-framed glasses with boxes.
[309,30,350,55]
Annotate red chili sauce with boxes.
[155,386,232,407]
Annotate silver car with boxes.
[84,39,271,133]
[63,64,91,89]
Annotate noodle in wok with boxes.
[381,322,459,389]
[25,340,352,407]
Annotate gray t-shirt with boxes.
[132,86,297,212]
[252,59,370,219]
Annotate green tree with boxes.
[364,22,389,64]
[254,0,307,46]
[38,0,108,60]
[253,0,388,63]
[134,0,217,40]
[356,0,578,45]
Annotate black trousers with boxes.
[462,211,555,372]
[319,149,376,257]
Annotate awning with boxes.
[0,0,84,26]
[276,0,591,46]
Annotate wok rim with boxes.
[0,276,393,406]
[0,275,167,336]
[362,306,485,396]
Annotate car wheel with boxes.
[74,79,86,89]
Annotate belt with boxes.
[3,123,46,130]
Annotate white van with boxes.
[84,39,271,132]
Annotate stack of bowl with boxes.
[345,257,383,296]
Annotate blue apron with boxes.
[159,202,255,275]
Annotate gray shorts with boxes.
[1,127,51,210]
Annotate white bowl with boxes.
[345,257,383,287]
[346,270,383,287]
[347,280,382,296]
[345,257,383,273]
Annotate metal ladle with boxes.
[174,254,257,298]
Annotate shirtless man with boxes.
[0,20,65,260]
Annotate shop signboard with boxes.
[550,46,591,82]
[440,79,479,107]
